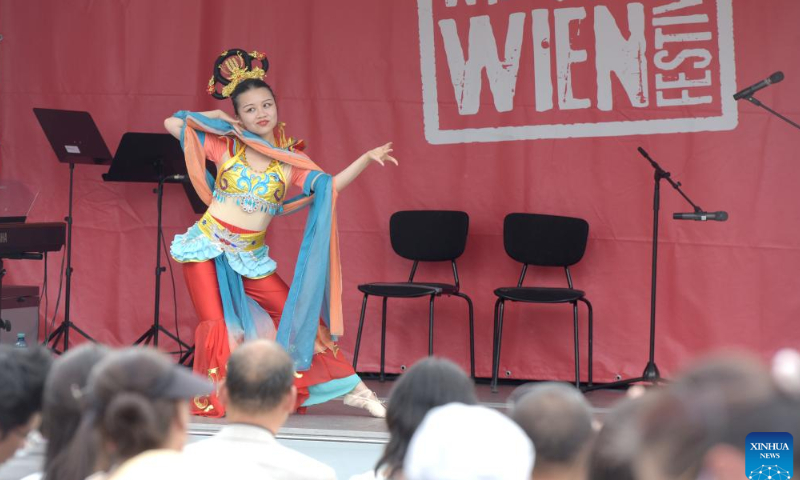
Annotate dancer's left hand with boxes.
[364,142,399,167]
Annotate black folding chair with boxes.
[491,213,594,391]
[352,210,475,380]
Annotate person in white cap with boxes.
[350,357,478,480]
[405,403,535,480]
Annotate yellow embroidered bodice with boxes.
[212,143,286,214]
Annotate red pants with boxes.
[183,260,357,417]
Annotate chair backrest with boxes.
[503,213,589,267]
[390,210,469,261]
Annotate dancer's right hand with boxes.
[213,110,244,136]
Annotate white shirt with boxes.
[184,423,337,480]
[348,466,390,480]
[106,449,242,480]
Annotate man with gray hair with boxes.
[509,383,595,480]
[184,340,336,480]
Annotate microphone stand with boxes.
[744,96,800,132]
[584,149,705,392]
[592,87,800,390]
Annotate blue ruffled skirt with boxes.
[170,213,276,279]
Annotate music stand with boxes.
[103,133,196,354]
[33,108,112,353]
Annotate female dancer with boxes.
[164,49,396,417]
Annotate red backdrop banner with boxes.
[2,0,799,381]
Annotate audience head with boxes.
[510,382,594,475]
[376,357,478,478]
[406,403,534,480]
[0,344,52,464]
[41,344,110,480]
[772,348,800,397]
[221,339,296,417]
[62,347,212,479]
[586,396,652,480]
[636,352,800,480]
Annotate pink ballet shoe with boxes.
[343,388,387,418]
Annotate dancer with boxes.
[164,49,396,417]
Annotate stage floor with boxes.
[188,379,627,443]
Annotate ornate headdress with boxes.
[207,49,269,99]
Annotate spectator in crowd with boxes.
[0,345,52,465]
[635,352,800,480]
[510,383,594,480]
[405,403,534,480]
[772,348,800,397]
[59,347,213,480]
[351,357,479,480]
[585,396,652,480]
[19,344,110,480]
[184,339,337,480]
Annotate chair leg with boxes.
[580,298,594,387]
[455,293,475,379]
[491,298,505,393]
[492,298,499,356]
[352,294,369,370]
[491,299,498,392]
[428,295,435,357]
[572,301,580,389]
[380,297,388,382]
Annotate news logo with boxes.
[417,0,738,144]
[746,432,793,480]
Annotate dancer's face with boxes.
[235,88,278,139]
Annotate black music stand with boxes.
[103,133,200,354]
[34,108,113,353]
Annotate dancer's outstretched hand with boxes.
[364,142,399,167]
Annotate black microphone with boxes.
[733,72,784,100]
[673,211,729,222]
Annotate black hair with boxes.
[224,340,294,412]
[59,348,183,480]
[41,344,109,480]
[230,78,276,115]
[0,344,52,438]
[376,357,477,478]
